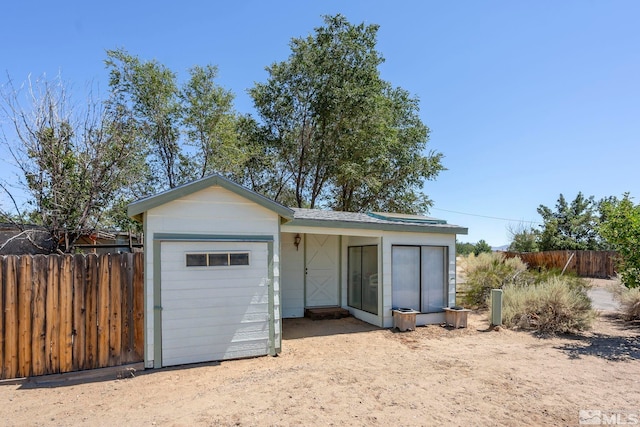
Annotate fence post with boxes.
[491,289,503,326]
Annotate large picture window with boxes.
[391,245,447,313]
[348,245,378,314]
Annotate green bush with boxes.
[617,287,640,321]
[501,277,595,333]
[463,252,528,308]
[599,194,640,289]
[456,241,475,256]
[473,239,492,256]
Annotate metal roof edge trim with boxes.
[286,218,468,235]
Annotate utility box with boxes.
[392,308,420,331]
[491,289,503,326]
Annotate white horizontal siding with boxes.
[147,186,279,236]
[280,232,304,318]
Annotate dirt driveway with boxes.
[1,303,639,426]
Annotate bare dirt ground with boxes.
[1,281,639,427]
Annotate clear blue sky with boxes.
[1,0,639,246]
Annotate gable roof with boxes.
[287,208,468,235]
[128,175,467,235]
[127,174,295,222]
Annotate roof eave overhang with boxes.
[284,218,468,235]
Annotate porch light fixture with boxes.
[294,234,301,251]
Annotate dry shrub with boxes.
[501,277,596,333]
[463,252,528,308]
[618,287,640,320]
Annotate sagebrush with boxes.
[617,287,640,320]
[463,252,528,308]
[501,277,595,333]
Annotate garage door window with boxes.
[186,254,207,267]
[186,252,250,267]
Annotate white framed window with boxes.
[185,252,250,267]
[348,245,378,315]
[391,245,447,313]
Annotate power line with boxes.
[431,207,542,225]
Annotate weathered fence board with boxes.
[85,255,98,370]
[5,256,18,379]
[132,253,144,362]
[72,254,86,371]
[109,257,122,367]
[97,254,110,368]
[502,250,616,278]
[31,255,47,376]
[18,255,32,378]
[59,256,73,373]
[0,252,143,380]
[46,255,59,374]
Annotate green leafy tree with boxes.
[105,50,242,193]
[0,74,141,252]
[474,239,492,256]
[537,192,605,251]
[599,194,640,288]
[180,65,244,178]
[249,14,443,212]
[456,241,476,256]
[507,223,540,252]
[106,49,183,190]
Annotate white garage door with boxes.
[160,241,270,367]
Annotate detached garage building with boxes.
[128,175,467,369]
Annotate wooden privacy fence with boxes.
[0,252,144,380]
[502,250,617,278]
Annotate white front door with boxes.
[305,234,339,307]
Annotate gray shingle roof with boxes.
[288,208,467,235]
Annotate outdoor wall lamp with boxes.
[294,234,301,251]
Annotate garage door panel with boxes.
[163,312,270,328]
[162,303,270,320]
[161,281,268,297]
[164,318,269,334]
[163,341,269,361]
[163,295,269,310]
[161,240,271,366]
[161,269,267,283]
[163,340,270,367]
[162,327,269,349]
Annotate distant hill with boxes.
[491,244,510,251]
